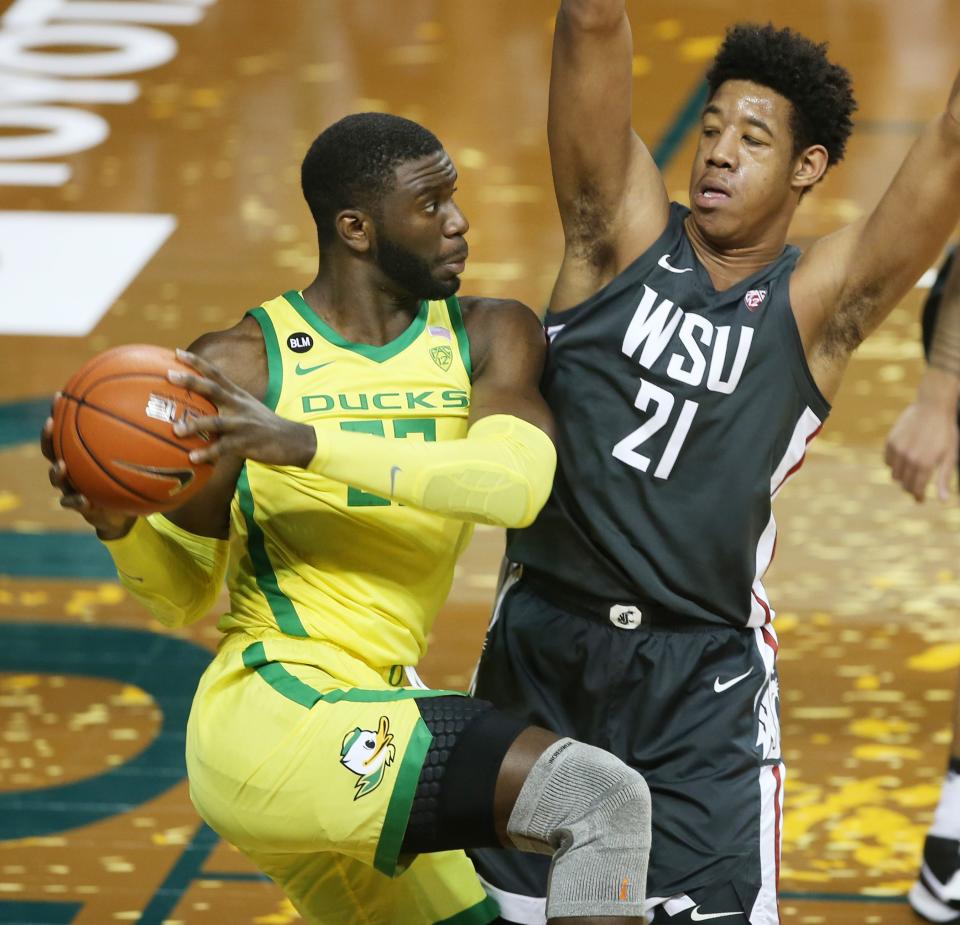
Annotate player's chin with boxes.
[691,208,741,245]
[426,273,462,299]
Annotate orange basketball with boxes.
[51,344,217,515]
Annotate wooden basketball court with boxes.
[1,1,958,922]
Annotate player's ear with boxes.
[336,209,374,254]
[793,144,828,192]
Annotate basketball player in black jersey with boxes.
[469,6,960,923]
[885,249,960,923]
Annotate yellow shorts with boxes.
[186,633,498,925]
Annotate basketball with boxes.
[51,344,217,514]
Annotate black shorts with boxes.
[469,568,783,925]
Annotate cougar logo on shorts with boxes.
[340,715,397,799]
[754,674,781,761]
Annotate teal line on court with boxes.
[0,397,117,581]
[780,891,907,904]
[138,822,221,925]
[0,530,116,580]
[0,623,208,840]
[0,398,48,450]
[0,900,81,924]
[198,871,271,882]
[652,79,709,168]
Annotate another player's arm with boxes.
[884,251,960,501]
[174,299,557,528]
[548,0,670,311]
[159,318,267,538]
[794,70,960,399]
[460,297,554,435]
[45,317,269,627]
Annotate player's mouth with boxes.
[694,179,733,208]
[440,248,468,274]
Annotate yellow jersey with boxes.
[219,290,474,669]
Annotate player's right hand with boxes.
[883,400,959,502]
[41,412,137,540]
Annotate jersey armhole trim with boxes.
[445,295,472,380]
[245,306,283,411]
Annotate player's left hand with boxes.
[168,349,316,468]
[884,400,959,502]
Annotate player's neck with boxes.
[302,268,422,347]
[685,215,790,292]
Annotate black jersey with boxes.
[509,203,831,627]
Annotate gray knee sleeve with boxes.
[506,738,652,920]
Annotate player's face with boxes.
[374,150,469,300]
[688,80,800,246]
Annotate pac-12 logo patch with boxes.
[430,345,453,371]
[340,716,397,799]
[744,289,767,311]
[288,332,314,353]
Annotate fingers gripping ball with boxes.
[52,344,217,514]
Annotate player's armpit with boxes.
[309,413,557,528]
[103,514,229,627]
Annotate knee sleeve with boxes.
[506,738,652,920]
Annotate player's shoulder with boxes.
[457,296,547,378]
[457,296,544,339]
[187,314,267,399]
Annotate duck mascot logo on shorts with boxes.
[340,716,397,799]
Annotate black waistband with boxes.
[519,567,739,632]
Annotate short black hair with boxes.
[301,112,443,243]
[705,23,857,170]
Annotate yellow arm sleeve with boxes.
[308,413,556,528]
[102,514,229,628]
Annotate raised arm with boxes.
[884,250,960,501]
[796,72,960,382]
[548,0,670,311]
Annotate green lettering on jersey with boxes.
[440,389,469,409]
[373,392,402,410]
[302,394,334,413]
[339,393,369,411]
[305,390,468,414]
[406,391,435,409]
[340,418,437,507]
[340,420,390,507]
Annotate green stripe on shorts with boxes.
[373,716,432,876]
[435,895,500,925]
[242,642,464,708]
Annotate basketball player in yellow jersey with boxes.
[42,113,654,925]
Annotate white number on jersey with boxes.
[612,378,698,479]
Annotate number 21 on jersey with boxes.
[612,379,698,479]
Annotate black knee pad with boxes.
[401,695,526,854]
